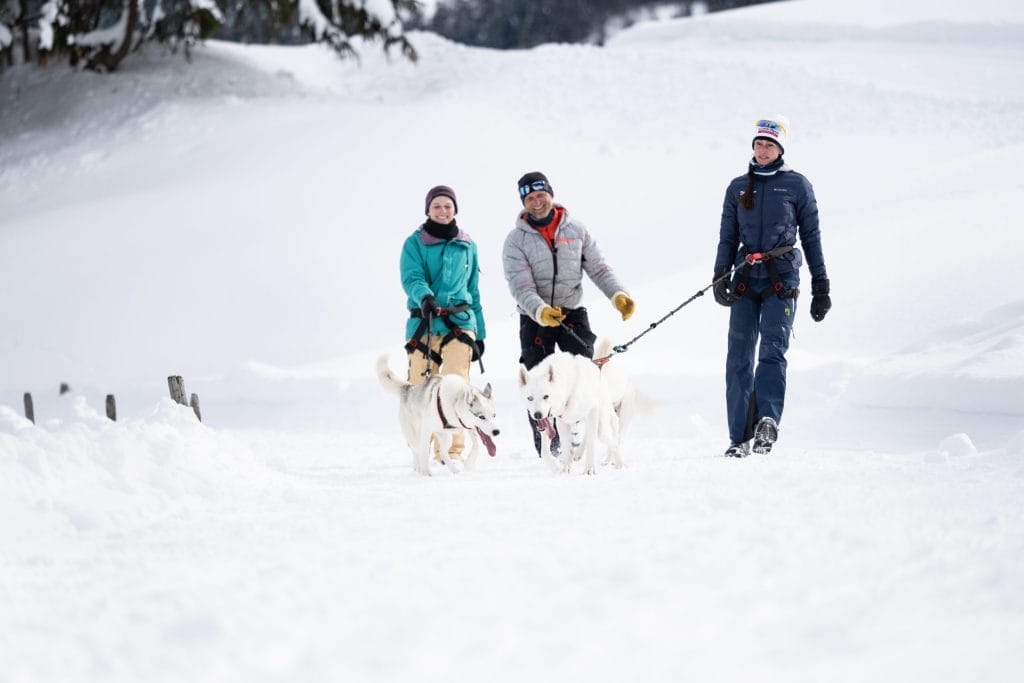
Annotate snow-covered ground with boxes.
[2,0,1023,680]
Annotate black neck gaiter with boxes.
[423,219,458,240]
[527,210,555,228]
[749,156,785,176]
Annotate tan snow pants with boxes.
[407,332,475,460]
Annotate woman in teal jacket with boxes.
[400,184,487,461]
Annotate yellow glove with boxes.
[613,293,635,321]
[538,305,566,327]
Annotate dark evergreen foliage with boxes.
[1,0,418,72]
[422,0,782,49]
[0,0,781,73]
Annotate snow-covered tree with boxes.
[424,0,779,49]
[223,0,417,60]
[0,0,418,72]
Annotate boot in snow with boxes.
[724,442,750,458]
[752,417,779,454]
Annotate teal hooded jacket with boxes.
[400,226,486,342]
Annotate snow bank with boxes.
[610,0,1024,46]
[0,397,284,542]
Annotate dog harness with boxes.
[435,389,469,430]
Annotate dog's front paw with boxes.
[603,453,624,469]
[583,464,597,475]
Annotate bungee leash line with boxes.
[556,248,784,366]
[594,261,749,363]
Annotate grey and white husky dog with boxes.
[376,355,500,476]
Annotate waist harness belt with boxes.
[405,304,482,368]
[734,245,800,301]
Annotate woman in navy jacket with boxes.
[713,116,832,458]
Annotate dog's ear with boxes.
[518,365,528,387]
[482,382,492,399]
[463,387,473,404]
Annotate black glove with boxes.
[712,268,734,307]
[810,279,831,322]
[420,294,439,318]
[471,339,485,361]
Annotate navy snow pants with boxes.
[726,276,798,444]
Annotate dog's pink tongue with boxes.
[477,428,497,457]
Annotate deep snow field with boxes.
[2,0,1023,680]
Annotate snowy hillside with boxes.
[1,0,1023,681]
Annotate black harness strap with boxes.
[404,313,443,365]
[406,304,485,373]
[734,245,800,301]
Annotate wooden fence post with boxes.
[168,376,186,405]
[59,382,70,395]
[23,393,34,424]
[105,394,117,421]
[189,393,202,422]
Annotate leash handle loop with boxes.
[421,309,434,377]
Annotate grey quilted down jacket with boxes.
[502,205,626,321]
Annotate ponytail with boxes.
[739,169,756,211]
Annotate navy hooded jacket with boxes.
[715,166,827,283]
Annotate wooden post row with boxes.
[168,375,202,421]
[168,376,186,405]
[20,385,194,424]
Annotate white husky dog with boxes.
[518,351,610,475]
[518,340,653,475]
[376,355,500,476]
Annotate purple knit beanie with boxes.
[424,185,458,215]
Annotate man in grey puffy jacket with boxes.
[502,171,635,454]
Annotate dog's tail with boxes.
[595,337,615,359]
[376,354,408,396]
[631,389,659,417]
